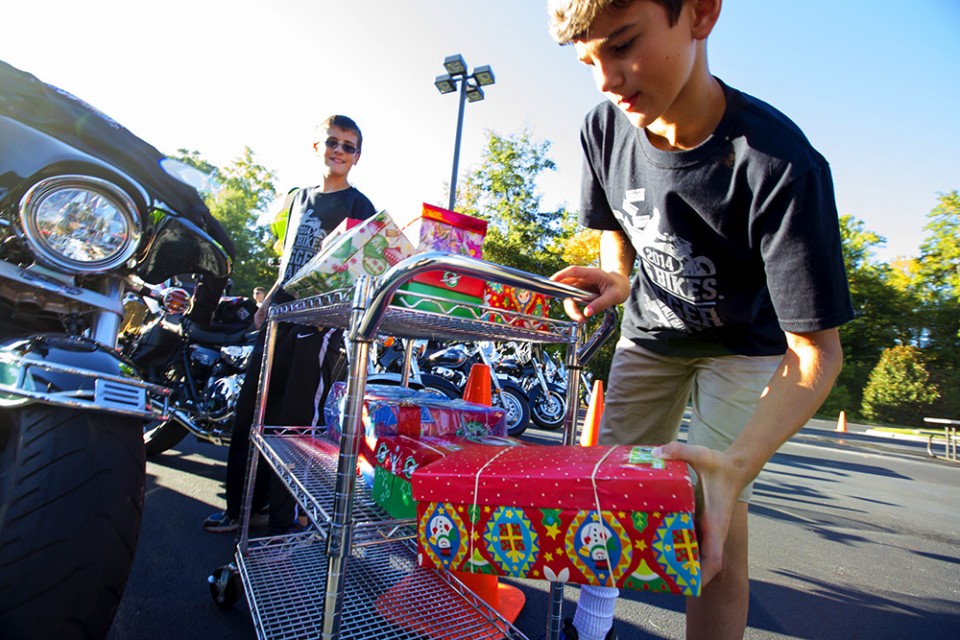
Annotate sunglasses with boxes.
[323,138,359,155]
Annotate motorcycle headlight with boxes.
[18,175,142,273]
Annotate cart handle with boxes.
[355,251,604,342]
[577,303,618,368]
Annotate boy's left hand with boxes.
[653,441,747,587]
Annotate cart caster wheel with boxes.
[208,564,241,608]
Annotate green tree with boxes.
[176,147,279,296]
[455,129,617,380]
[916,191,960,301]
[861,345,939,425]
[909,191,960,418]
[826,215,918,417]
[457,129,572,276]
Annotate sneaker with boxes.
[203,508,269,533]
[203,511,239,533]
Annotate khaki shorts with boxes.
[598,337,781,502]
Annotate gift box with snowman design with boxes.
[370,434,525,519]
[413,444,701,596]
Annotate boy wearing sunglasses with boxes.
[546,1,851,639]
[204,114,375,534]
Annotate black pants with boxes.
[224,322,345,531]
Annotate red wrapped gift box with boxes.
[371,434,525,519]
[322,382,509,496]
[402,203,488,298]
[413,444,700,596]
[324,382,507,443]
[482,282,550,330]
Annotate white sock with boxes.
[573,585,618,640]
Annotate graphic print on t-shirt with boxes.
[619,206,724,333]
[284,208,328,282]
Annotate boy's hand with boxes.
[652,441,748,587]
[550,266,630,321]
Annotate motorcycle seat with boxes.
[182,320,252,346]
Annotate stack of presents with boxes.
[283,203,550,327]
[296,204,701,598]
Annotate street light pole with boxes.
[449,76,468,211]
[434,54,495,212]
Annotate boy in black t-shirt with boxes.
[204,115,375,534]
[546,2,852,639]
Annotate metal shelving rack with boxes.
[227,252,616,640]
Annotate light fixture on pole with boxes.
[434,54,495,211]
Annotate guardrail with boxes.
[924,417,959,462]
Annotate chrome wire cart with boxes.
[211,252,616,640]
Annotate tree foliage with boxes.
[831,194,960,424]
[860,345,939,425]
[175,147,279,297]
[456,129,570,276]
[826,215,918,414]
[456,129,617,379]
[916,191,960,302]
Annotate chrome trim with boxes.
[0,260,124,315]
[0,354,170,419]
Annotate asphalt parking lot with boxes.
[107,419,960,639]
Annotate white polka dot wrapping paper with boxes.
[413,443,701,596]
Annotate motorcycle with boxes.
[493,341,568,431]
[368,336,462,400]
[0,60,233,639]
[420,340,531,437]
[541,346,595,409]
[126,289,258,456]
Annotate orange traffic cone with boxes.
[580,379,604,447]
[454,363,525,622]
[836,410,847,433]
[462,363,492,406]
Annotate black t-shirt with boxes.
[579,80,853,357]
[278,185,376,288]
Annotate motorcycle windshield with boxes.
[0,60,232,280]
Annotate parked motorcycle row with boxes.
[370,337,595,437]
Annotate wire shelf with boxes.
[253,432,417,544]
[269,285,579,345]
[237,534,530,640]
[234,254,616,640]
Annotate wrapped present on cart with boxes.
[393,204,489,317]
[323,382,508,443]
[482,281,551,330]
[413,444,701,596]
[371,434,525,519]
[284,210,414,297]
[317,216,362,252]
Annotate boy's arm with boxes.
[655,326,844,585]
[552,229,635,321]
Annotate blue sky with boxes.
[4,0,958,262]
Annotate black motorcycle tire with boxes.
[418,374,462,400]
[143,419,190,456]
[494,381,531,438]
[0,405,145,640]
[529,383,567,431]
